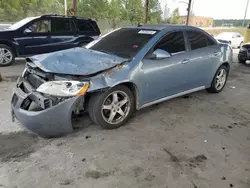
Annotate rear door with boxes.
[46,18,77,52]
[184,30,221,88]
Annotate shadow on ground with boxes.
[0,131,49,162]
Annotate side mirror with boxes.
[24,28,32,33]
[151,49,171,59]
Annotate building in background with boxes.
[161,0,179,20]
[179,15,213,27]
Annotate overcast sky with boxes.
[161,0,250,19]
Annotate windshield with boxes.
[8,17,38,30]
[86,28,158,58]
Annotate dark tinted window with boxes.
[77,20,95,32]
[187,31,207,50]
[155,31,186,54]
[207,37,216,46]
[51,19,73,32]
[88,28,158,58]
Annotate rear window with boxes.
[187,31,207,50]
[88,28,158,58]
[76,20,95,32]
[207,36,217,46]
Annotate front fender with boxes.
[0,39,18,56]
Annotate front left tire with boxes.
[88,85,135,129]
[0,44,15,67]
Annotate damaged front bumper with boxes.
[11,79,83,138]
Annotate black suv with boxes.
[0,15,101,66]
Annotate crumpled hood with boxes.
[28,47,128,75]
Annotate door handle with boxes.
[181,59,190,64]
[213,52,220,56]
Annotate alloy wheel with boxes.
[101,90,131,124]
[0,48,13,65]
[215,69,227,90]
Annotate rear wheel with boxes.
[0,44,15,66]
[207,65,228,93]
[88,85,135,129]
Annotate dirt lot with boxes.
[0,51,250,188]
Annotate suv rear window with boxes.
[76,20,95,32]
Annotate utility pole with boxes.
[243,0,250,27]
[144,0,149,24]
[64,0,67,16]
[186,0,192,25]
[73,0,78,16]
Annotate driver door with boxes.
[16,18,52,56]
[137,31,191,105]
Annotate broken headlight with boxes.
[36,81,89,97]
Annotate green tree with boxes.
[78,0,110,21]
[168,8,180,24]
[122,0,143,24]
[107,0,124,28]
[0,0,21,21]
[148,0,162,24]
[0,0,63,22]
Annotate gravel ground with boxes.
[0,50,249,188]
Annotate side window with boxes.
[26,19,51,33]
[51,19,73,33]
[187,31,207,50]
[155,31,186,54]
[207,37,217,46]
[76,20,95,32]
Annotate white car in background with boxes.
[215,32,244,48]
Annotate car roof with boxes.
[40,14,93,21]
[125,24,202,31]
